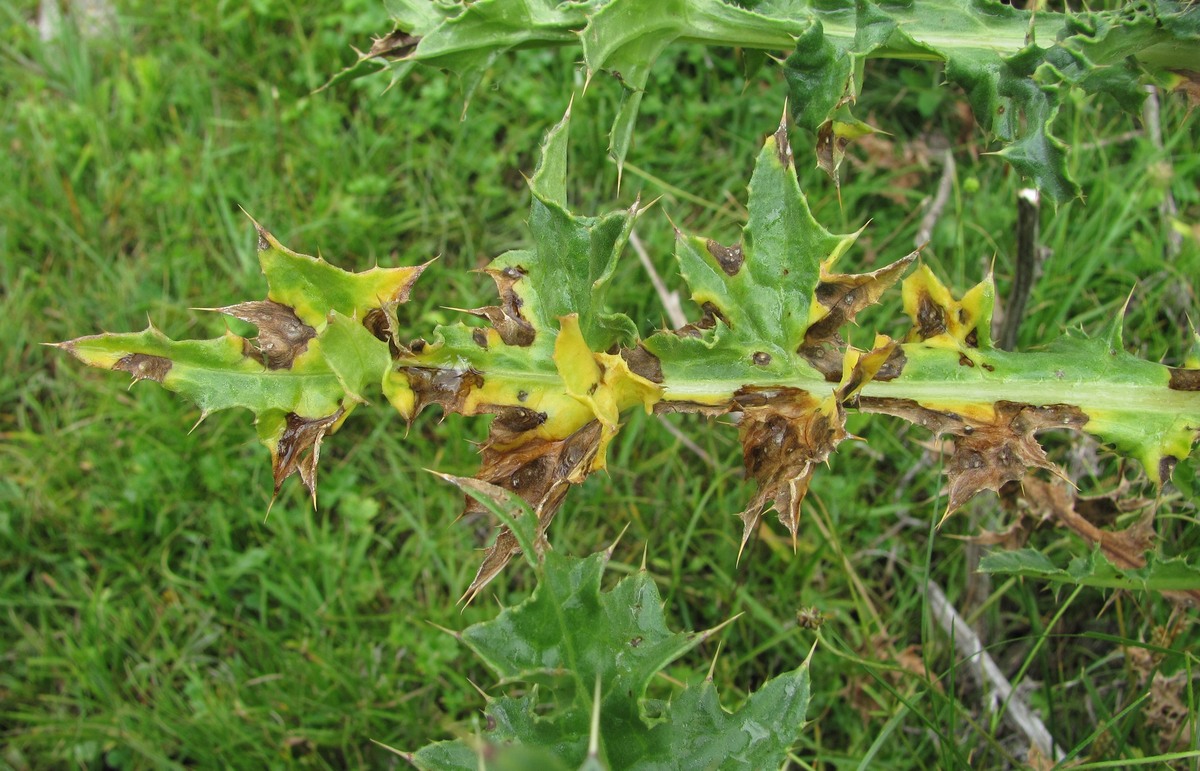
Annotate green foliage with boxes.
[8,0,1200,768]
[979,548,1200,594]
[351,0,1200,201]
[409,494,811,770]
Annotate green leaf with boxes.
[412,545,811,769]
[644,119,855,390]
[979,548,1200,594]
[353,0,1200,201]
[580,0,808,174]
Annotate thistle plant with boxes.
[54,0,1200,766]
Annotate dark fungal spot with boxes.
[619,345,664,383]
[1169,367,1200,391]
[774,121,794,168]
[915,293,947,339]
[958,354,975,368]
[114,353,172,383]
[873,347,907,381]
[706,240,744,276]
[1161,456,1179,482]
[752,351,772,366]
[472,328,489,349]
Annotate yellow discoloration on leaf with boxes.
[554,314,662,469]
[1088,409,1198,484]
[902,265,994,349]
[254,221,428,329]
[382,370,416,419]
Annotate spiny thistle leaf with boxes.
[979,548,1200,598]
[411,512,811,769]
[643,116,910,553]
[858,268,1200,519]
[58,116,1200,597]
[55,223,426,506]
[393,109,657,600]
[344,0,1200,202]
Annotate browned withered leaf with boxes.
[429,473,545,606]
[210,300,316,369]
[858,398,1088,518]
[800,253,916,380]
[450,419,604,604]
[735,341,897,558]
[464,265,536,347]
[735,387,844,558]
[1018,477,1200,606]
[270,407,345,506]
[474,419,602,519]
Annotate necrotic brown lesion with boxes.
[1168,367,1200,391]
[114,353,172,383]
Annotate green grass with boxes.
[3,1,1199,768]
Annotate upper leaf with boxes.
[345,0,1200,202]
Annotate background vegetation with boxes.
[2,0,1198,767]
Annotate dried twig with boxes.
[926,580,1065,763]
[915,146,955,250]
[1143,85,1183,258]
[630,229,687,329]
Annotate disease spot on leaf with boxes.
[619,345,664,384]
[915,292,948,339]
[752,351,772,366]
[734,387,845,555]
[773,120,794,169]
[488,405,547,434]
[797,342,843,382]
[366,29,420,60]
[706,239,744,276]
[114,353,171,383]
[469,265,538,346]
[405,367,485,416]
[363,306,404,358]
[860,398,1089,515]
[1160,456,1178,483]
[272,407,344,504]
[805,253,917,348]
[873,347,907,381]
[215,300,315,369]
[1169,367,1200,391]
[472,328,489,349]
